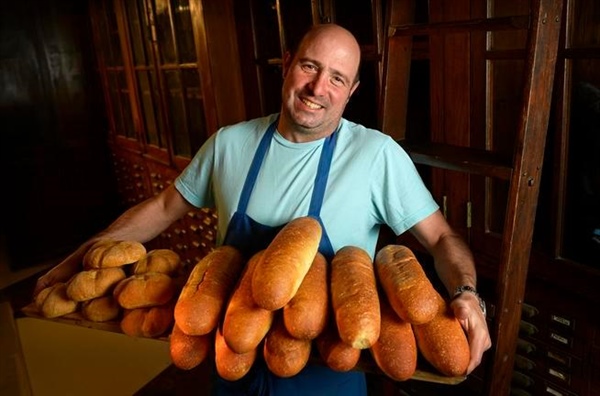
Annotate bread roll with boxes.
[374,245,440,325]
[132,249,181,276]
[114,272,175,309]
[66,267,126,302]
[252,216,321,310]
[370,297,417,381]
[315,319,361,372]
[170,323,212,370]
[81,295,121,322]
[331,246,380,349]
[223,251,274,354]
[174,245,244,335]
[283,252,328,340]
[263,314,311,378]
[215,326,256,381]
[35,282,78,318]
[412,295,470,377]
[83,239,146,269]
[120,302,174,338]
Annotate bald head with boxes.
[279,23,362,142]
[294,24,361,84]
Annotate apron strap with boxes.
[308,128,338,218]
[236,119,278,214]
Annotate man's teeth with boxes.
[302,98,321,109]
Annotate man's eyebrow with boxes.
[298,57,352,84]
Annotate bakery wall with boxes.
[0,0,122,271]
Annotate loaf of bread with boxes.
[331,246,380,349]
[35,282,79,318]
[113,272,176,309]
[83,239,147,269]
[120,302,174,338]
[252,216,322,310]
[174,245,244,336]
[370,297,417,381]
[375,245,440,324]
[81,295,121,322]
[315,319,361,372]
[215,326,257,381]
[132,249,182,276]
[66,267,126,302]
[263,314,311,378]
[169,323,212,370]
[223,250,274,354]
[283,252,328,340]
[412,295,470,377]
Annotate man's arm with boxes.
[34,184,195,296]
[409,209,492,374]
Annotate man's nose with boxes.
[309,73,328,96]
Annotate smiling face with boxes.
[278,24,361,142]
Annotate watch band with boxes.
[452,285,487,317]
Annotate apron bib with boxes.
[217,118,366,395]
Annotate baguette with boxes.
[370,297,417,381]
[412,295,470,377]
[66,267,126,302]
[263,314,311,378]
[170,323,212,370]
[331,246,380,349]
[315,319,361,372]
[81,295,121,322]
[83,239,146,269]
[215,325,256,381]
[375,245,440,324]
[222,250,274,354]
[283,252,328,340]
[132,249,182,276]
[174,245,244,335]
[113,272,175,309]
[252,216,322,310]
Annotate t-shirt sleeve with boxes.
[373,138,439,235]
[174,133,217,209]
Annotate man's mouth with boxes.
[300,97,323,110]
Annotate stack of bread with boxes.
[34,240,184,339]
[33,216,470,381]
[169,216,471,381]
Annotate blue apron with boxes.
[216,119,367,396]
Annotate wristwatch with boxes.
[452,285,487,318]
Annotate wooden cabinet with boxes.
[88,0,244,267]
[382,0,599,394]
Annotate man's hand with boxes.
[450,292,492,374]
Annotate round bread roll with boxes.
[83,239,147,269]
[120,303,174,338]
[81,295,121,322]
[113,272,176,309]
[132,249,181,276]
[66,267,127,302]
[35,282,79,319]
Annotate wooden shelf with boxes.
[400,141,513,180]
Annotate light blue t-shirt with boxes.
[174,113,439,258]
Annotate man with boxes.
[36,23,491,395]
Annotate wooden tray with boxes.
[19,303,466,385]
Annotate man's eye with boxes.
[332,76,345,86]
[301,64,317,72]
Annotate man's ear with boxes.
[282,51,292,78]
[348,80,360,101]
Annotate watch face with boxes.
[479,299,487,317]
